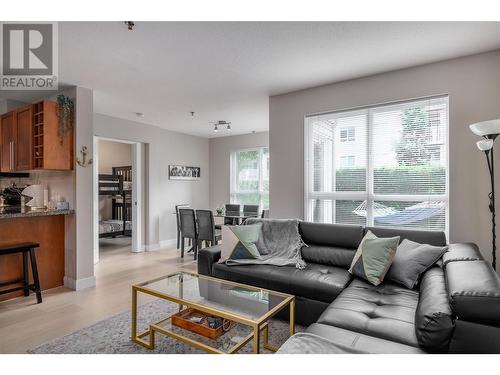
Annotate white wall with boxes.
[269,50,500,265]
[93,113,210,249]
[209,131,269,210]
[97,140,132,220]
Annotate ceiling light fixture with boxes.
[134,112,144,118]
[125,21,135,31]
[212,120,231,133]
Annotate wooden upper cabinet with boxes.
[0,100,73,172]
[1,111,15,172]
[33,100,73,170]
[15,105,33,171]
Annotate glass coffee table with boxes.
[131,272,295,354]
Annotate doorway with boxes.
[93,137,145,264]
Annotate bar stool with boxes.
[0,242,42,303]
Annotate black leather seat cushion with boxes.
[446,260,500,325]
[415,266,454,352]
[212,262,352,303]
[317,278,420,347]
[306,323,425,354]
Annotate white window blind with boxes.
[230,147,269,209]
[305,96,448,233]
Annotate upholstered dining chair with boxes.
[178,208,198,259]
[243,205,259,217]
[175,204,189,249]
[224,204,241,225]
[196,210,222,249]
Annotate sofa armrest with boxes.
[197,245,221,276]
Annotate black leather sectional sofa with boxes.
[198,221,500,353]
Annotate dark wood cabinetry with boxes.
[0,111,15,172]
[0,100,73,172]
[15,105,33,171]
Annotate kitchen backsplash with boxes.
[0,170,74,207]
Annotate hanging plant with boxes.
[56,94,75,144]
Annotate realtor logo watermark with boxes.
[0,22,58,90]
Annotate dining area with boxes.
[175,204,269,260]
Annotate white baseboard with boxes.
[145,243,160,251]
[145,239,176,251]
[64,275,96,291]
[159,239,177,249]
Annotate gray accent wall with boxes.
[269,50,500,265]
[209,132,269,210]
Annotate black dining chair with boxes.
[225,204,241,225]
[196,210,222,248]
[175,204,189,249]
[243,205,259,217]
[178,208,199,259]
[261,209,269,218]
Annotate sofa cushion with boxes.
[446,260,500,325]
[386,239,447,289]
[317,278,420,347]
[300,222,364,248]
[415,266,454,352]
[365,226,446,247]
[212,262,351,303]
[442,242,483,266]
[301,245,355,268]
[306,323,425,354]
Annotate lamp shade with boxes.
[470,119,500,137]
[477,139,494,151]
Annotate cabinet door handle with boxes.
[9,142,13,171]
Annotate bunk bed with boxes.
[98,166,132,238]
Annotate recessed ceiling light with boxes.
[134,112,144,118]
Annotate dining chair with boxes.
[225,204,241,225]
[243,205,259,217]
[261,209,269,218]
[196,210,222,248]
[175,204,189,249]
[178,208,199,259]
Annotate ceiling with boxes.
[4,22,500,138]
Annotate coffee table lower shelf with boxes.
[133,311,281,354]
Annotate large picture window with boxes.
[305,96,448,233]
[231,147,269,209]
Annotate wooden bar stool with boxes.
[0,242,42,303]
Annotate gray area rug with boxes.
[29,299,303,354]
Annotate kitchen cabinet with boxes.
[0,111,15,172]
[14,105,33,170]
[1,105,33,171]
[0,100,73,172]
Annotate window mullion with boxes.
[366,109,374,227]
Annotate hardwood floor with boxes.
[0,241,197,353]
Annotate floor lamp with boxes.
[470,119,500,271]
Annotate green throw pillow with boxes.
[227,224,262,260]
[348,231,400,286]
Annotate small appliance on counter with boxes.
[22,184,46,209]
[0,184,25,206]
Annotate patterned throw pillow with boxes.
[348,231,400,286]
[221,224,262,260]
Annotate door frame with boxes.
[93,136,145,264]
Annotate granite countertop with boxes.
[0,206,74,219]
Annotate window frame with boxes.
[304,95,449,236]
[230,147,269,209]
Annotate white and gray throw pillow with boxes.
[386,239,448,289]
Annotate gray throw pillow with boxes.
[386,239,447,289]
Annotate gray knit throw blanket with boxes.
[224,218,307,269]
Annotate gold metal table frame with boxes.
[131,272,295,354]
